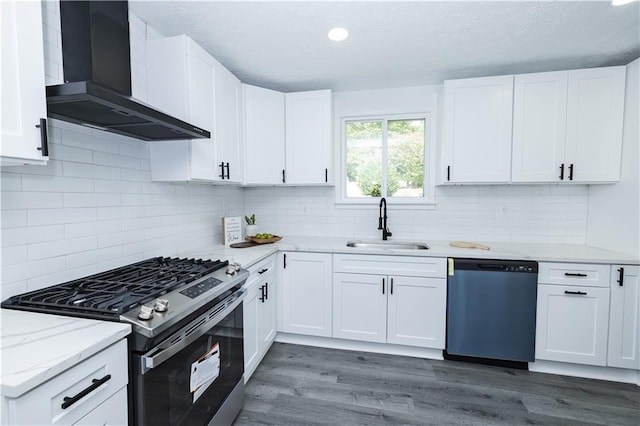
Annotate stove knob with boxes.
[226,266,236,276]
[154,298,169,312]
[138,305,154,320]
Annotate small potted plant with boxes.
[245,214,258,237]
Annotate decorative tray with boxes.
[246,235,282,244]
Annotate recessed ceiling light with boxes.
[328,27,349,42]
[612,0,637,5]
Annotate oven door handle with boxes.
[140,289,245,374]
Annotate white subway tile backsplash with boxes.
[2,192,63,210]
[1,210,28,229]
[1,225,65,247]
[1,246,27,265]
[1,172,22,191]
[49,143,93,163]
[27,264,98,291]
[28,236,97,261]
[65,220,122,238]
[2,256,66,284]
[63,162,121,180]
[28,207,97,226]
[66,246,124,270]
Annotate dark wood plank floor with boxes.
[234,343,640,425]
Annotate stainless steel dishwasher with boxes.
[445,258,538,369]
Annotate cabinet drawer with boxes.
[7,340,128,425]
[248,254,276,275]
[333,254,446,278]
[538,262,610,287]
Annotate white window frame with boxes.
[335,113,436,208]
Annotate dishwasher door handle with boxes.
[564,290,587,296]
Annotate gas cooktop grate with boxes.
[1,257,228,319]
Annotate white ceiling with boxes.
[129,1,640,92]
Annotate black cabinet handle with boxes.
[283,253,286,269]
[35,118,49,156]
[325,168,328,183]
[282,169,286,183]
[568,163,574,181]
[61,374,111,409]
[219,162,226,179]
[258,268,268,274]
[564,290,587,295]
[564,272,587,277]
[559,163,564,180]
[226,162,230,179]
[259,285,265,302]
[390,278,394,295]
[265,282,269,300]
[617,268,625,286]
[382,278,385,295]
[447,165,450,181]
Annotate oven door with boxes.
[133,291,244,426]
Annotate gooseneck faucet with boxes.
[378,197,392,240]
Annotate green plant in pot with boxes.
[245,214,258,237]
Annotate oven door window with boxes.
[135,305,243,426]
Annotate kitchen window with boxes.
[338,115,433,206]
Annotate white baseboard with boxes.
[274,332,444,360]
[529,360,640,385]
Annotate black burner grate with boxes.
[1,257,228,319]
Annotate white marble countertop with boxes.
[184,236,639,269]
[0,310,131,398]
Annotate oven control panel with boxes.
[179,277,223,299]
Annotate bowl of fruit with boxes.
[246,233,282,244]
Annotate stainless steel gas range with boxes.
[2,256,249,426]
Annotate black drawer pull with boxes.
[564,273,587,277]
[559,163,564,180]
[617,268,624,286]
[36,118,49,156]
[260,285,266,302]
[265,282,269,300]
[61,374,111,410]
[382,278,385,295]
[564,290,587,295]
[258,268,268,274]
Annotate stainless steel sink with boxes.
[346,241,430,250]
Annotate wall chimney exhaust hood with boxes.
[46,1,210,141]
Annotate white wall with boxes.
[587,58,640,259]
[0,2,245,299]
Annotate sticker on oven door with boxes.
[190,343,220,402]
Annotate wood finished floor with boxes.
[234,343,640,425]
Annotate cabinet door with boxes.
[243,84,286,184]
[279,252,332,337]
[442,75,513,183]
[512,71,568,183]
[535,285,610,366]
[285,90,332,184]
[258,276,277,349]
[187,42,218,181]
[565,66,626,183]
[243,282,260,382]
[1,0,48,165]
[608,265,640,369]
[387,276,446,348]
[214,64,243,182]
[332,273,387,343]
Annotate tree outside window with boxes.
[345,118,425,199]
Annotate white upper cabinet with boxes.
[285,90,332,185]
[244,87,332,185]
[512,71,568,182]
[1,0,49,166]
[243,84,286,184]
[565,67,626,183]
[442,75,514,183]
[147,35,241,182]
[513,66,625,183]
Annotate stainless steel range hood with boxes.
[46,1,210,141]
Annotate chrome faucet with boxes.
[378,197,392,240]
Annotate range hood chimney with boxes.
[46,1,210,141]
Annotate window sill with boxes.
[335,200,436,210]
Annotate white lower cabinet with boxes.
[333,273,446,348]
[536,284,610,366]
[3,340,128,425]
[608,265,640,370]
[332,255,447,349]
[279,252,332,337]
[244,255,277,381]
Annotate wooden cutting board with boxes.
[449,241,490,250]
